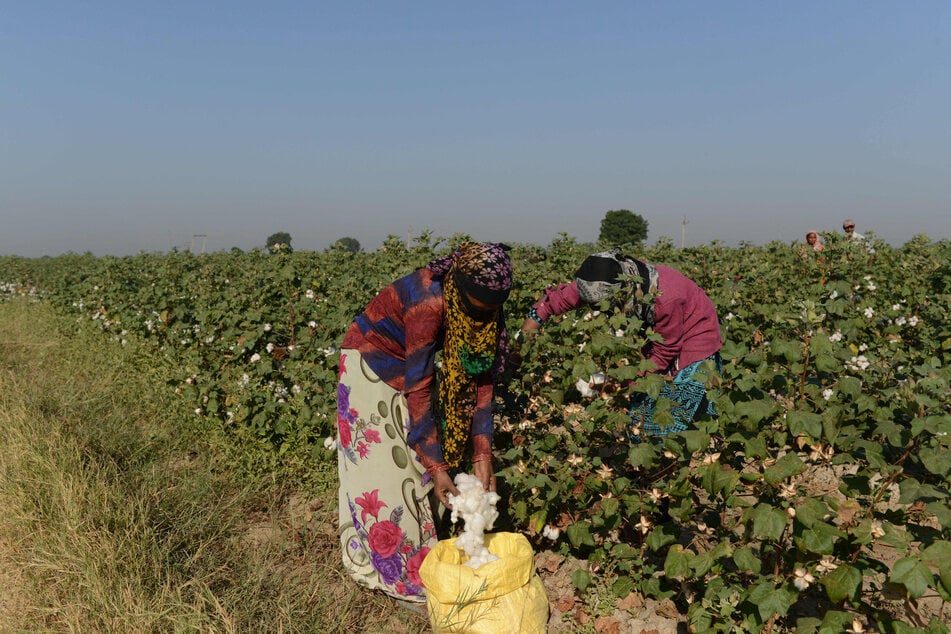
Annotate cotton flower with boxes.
[892,304,902,311]
[596,464,614,480]
[324,436,337,451]
[567,454,584,466]
[649,488,666,504]
[778,483,797,500]
[870,519,885,539]
[724,312,735,321]
[266,343,274,352]
[263,323,272,332]
[863,307,875,319]
[635,515,652,535]
[816,556,838,575]
[829,290,838,299]
[308,320,317,328]
[542,525,560,541]
[793,567,815,591]
[250,353,261,363]
[701,452,721,465]
[895,316,907,326]
[809,443,834,462]
[909,316,919,326]
[866,282,876,291]
[829,331,843,343]
[822,388,834,401]
[846,619,866,633]
[305,289,315,299]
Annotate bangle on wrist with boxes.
[472,453,493,463]
[527,307,544,325]
[427,463,449,476]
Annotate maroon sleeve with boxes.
[531,281,585,322]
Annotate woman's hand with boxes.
[473,458,497,493]
[432,470,460,509]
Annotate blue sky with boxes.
[2,2,949,256]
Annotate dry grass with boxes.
[0,299,428,633]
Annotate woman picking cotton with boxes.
[336,241,513,605]
[519,248,722,440]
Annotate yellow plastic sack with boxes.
[419,531,549,634]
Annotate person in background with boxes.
[805,230,824,252]
[520,248,722,441]
[841,219,864,241]
[336,242,513,606]
[842,218,875,256]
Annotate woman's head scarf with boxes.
[575,248,658,326]
[426,242,513,468]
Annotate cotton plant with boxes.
[446,472,501,569]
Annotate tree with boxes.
[599,209,648,246]
[266,232,293,254]
[332,236,362,254]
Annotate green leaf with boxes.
[764,452,806,485]
[528,509,547,534]
[572,569,592,592]
[820,564,862,603]
[748,581,796,619]
[680,430,709,453]
[700,463,740,498]
[664,545,693,579]
[787,410,823,441]
[927,501,951,530]
[566,522,595,548]
[733,546,762,573]
[795,522,840,555]
[817,610,857,633]
[750,504,787,541]
[645,523,679,551]
[794,497,831,529]
[920,446,951,479]
[611,542,638,560]
[921,541,951,595]
[889,556,933,599]
[837,376,862,400]
[627,442,658,470]
[611,575,635,598]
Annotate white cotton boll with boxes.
[575,378,596,398]
[446,473,501,569]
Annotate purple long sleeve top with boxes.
[531,264,722,374]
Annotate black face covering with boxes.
[453,271,502,321]
[458,287,497,322]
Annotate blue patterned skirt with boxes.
[628,352,722,441]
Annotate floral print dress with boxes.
[337,349,438,602]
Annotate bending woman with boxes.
[336,242,513,603]
[521,248,722,440]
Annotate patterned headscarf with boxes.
[575,248,658,326]
[427,242,513,468]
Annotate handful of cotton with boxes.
[446,472,501,569]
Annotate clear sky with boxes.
[2,2,949,257]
